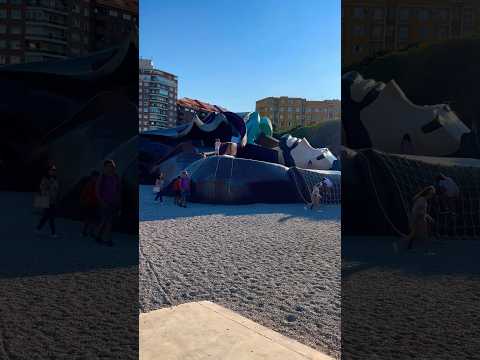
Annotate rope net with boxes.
[372,151,480,240]
[289,167,341,205]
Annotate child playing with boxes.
[173,176,182,206]
[308,183,321,210]
[214,138,221,155]
[154,173,165,203]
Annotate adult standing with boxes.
[405,185,436,253]
[95,160,121,246]
[179,170,191,208]
[35,165,60,238]
[435,174,460,216]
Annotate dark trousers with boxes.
[154,190,163,202]
[37,206,56,235]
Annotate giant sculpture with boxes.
[0,31,138,233]
[140,109,340,204]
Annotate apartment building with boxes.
[139,58,177,132]
[342,0,480,66]
[0,0,137,65]
[256,97,341,132]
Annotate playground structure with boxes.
[140,111,341,205]
[0,31,138,233]
[342,71,480,239]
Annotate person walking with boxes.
[179,170,191,208]
[35,165,60,238]
[95,160,121,246]
[173,175,182,206]
[404,185,436,253]
[80,170,100,237]
[154,173,165,203]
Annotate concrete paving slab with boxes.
[140,301,334,360]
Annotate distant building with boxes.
[177,98,227,125]
[256,97,340,132]
[139,58,177,132]
[343,0,480,67]
[0,0,137,65]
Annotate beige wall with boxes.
[256,97,340,132]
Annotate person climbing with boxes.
[320,176,335,203]
[173,175,182,206]
[435,174,459,216]
[308,183,321,210]
[95,159,121,246]
[404,185,436,253]
[80,169,100,237]
[35,165,60,238]
[215,138,221,155]
[154,172,165,203]
[179,170,191,208]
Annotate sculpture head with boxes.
[343,71,471,156]
[282,135,336,170]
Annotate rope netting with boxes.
[371,151,480,240]
[289,167,341,205]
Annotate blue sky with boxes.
[140,0,340,112]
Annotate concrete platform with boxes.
[140,301,334,360]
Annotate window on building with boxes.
[11,9,22,20]
[10,40,21,49]
[84,8,89,16]
[123,13,131,20]
[11,26,21,35]
[373,8,384,20]
[353,24,365,37]
[463,8,474,25]
[0,9,6,19]
[372,25,384,40]
[10,56,21,64]
[109,10,118,17]
[353,44,363,54]
[398,8,409,22]
[419,26,430,40]
[0,40,5,49]
[0,55,6,64]
[418,9,430,22]
[437,9,449,22]
[353,7,364,19]
[398,26,409,41]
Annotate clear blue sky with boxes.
[140,0,340,112]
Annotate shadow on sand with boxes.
[342,236,480,278]
[140,185,340,222]
[0,192,137,279]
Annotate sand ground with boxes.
[139,185,341,358]
[0,192,138,360]
[342,236,480,360]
